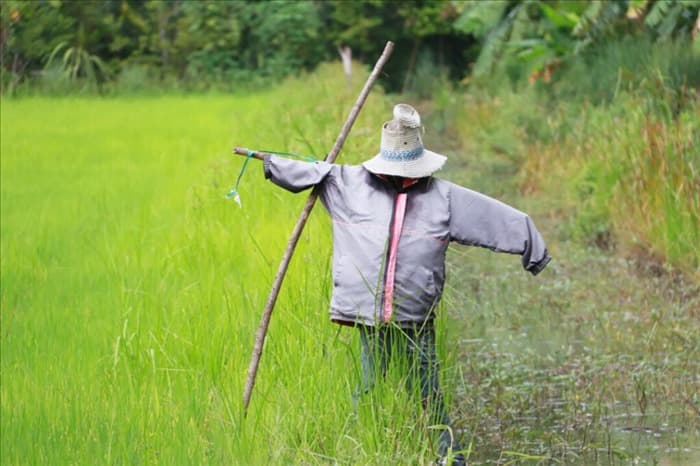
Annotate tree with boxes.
[241,1,325,79]
[453,0,700,84]
[1,1,74,90]
[170,1,242,79]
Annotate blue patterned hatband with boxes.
[380,146,424,161]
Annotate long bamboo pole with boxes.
[235,41,394,415]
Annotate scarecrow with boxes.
[243,104,550,465]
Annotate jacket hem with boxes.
[528,253,552,275]
[330,315,435,328]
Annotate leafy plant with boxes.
[45,40,109,84]
[0,0,74,93]
[456,0,699,87]
[644,0,700,40]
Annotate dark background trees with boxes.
[1,0,698,94]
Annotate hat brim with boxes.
[362,149,447,178]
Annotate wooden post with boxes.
[240,41,394,415]
[338,45,352,87]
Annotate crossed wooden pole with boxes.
[233,41,394,415]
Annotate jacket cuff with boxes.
[528,253,551,276]
[263,154,273,179]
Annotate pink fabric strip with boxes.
[383,192,408,323]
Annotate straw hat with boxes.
[362,104,446,178]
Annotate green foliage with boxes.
[553,35,700,107]
[321,1,385,55]
[454,32,699,276]
[560,94,700,272]
[645,0,700,40]
[1,0,479,95]
[454,0,516,79]
[45,41,109,84]
[0,0,74,93]
[457,0,699,90]
[1,0,330,93]
[1,64,400,465]
[572,0,627,52]
[397,0,457,37]
[507,37,700,276]
[172,1,242,79]
[1,0,699,95]
[241,1,324,79]
[35,63,80,95]
[110,64,170,95]
[127,0,180,70]
[4,64,699,465]
[320,0,465,92]
[453,0,509,39]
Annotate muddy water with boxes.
[436,143,699,465]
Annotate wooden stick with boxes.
[242,41,394,415]
[232,147,265,159]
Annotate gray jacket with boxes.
[264,155,551,327]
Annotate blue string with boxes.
[226,150,255,207]
[226,149,318,207]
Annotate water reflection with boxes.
[442,244,699,465]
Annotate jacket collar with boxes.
[370,172,429,193]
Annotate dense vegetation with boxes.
[1,0,698,94]
[2,64,698,466]
[1,1,699,464]
[449,36,699,279]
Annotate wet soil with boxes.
[427,115,700,465]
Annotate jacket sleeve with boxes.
[263,155,333,193]
[448,183,551,275]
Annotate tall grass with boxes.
[454,38,700,279]
[517,91,699,274]
[3,59,699,466]
[3,64,458,464]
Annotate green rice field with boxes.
[2,66,699,465]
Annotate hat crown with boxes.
[393,103,421,128]
[380,105,423,157]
